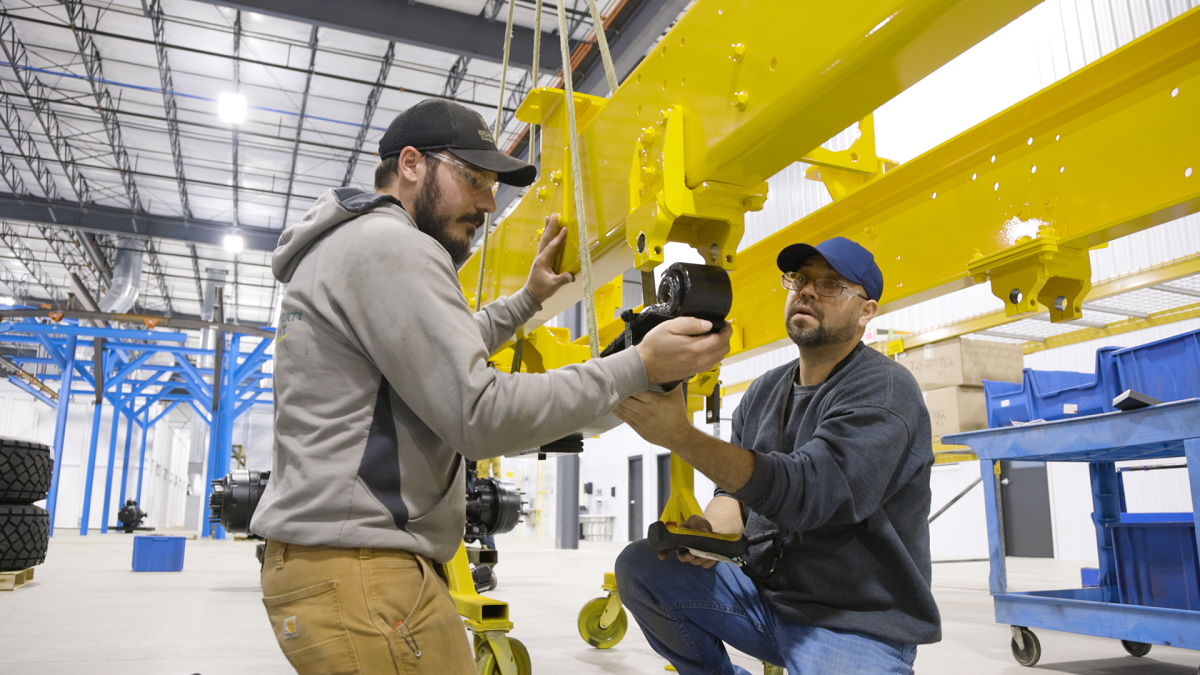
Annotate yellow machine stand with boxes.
[577,571,629,649]
[444,541,531,675]
[576,371,717,650]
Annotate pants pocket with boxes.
[263,580,360,675]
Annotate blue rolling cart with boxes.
[944,399,1200,669]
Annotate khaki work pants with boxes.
[260,540,476,675]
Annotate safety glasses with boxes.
[426,151,499,197]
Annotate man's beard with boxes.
[410,169,486,267]
[786,300,858,348]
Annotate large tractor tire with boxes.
[0,439,53,504]
[0,504,50,571]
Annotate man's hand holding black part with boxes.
[634,317,731,385]
[523,214,575,305]
[617,386,755,494]
[658,515,720,569]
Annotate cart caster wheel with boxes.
[1121,640,1152,657]
[475,636,531,675]
[577,596,628,648]
[1010,627,1041,667]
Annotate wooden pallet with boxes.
[0,567,34,591]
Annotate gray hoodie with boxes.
[250,188,648,562]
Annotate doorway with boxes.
[657,453,671,520]
[628,456,643,541]
[1000,461,1055,558]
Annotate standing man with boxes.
[251,98,731,674]
[614,237,940,675]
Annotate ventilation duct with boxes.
[97,238,143,313]
[201,269,229,322]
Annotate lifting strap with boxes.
[473,0,517,312]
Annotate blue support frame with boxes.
[45,335,77,536]
[0,318,274,537]
[78,362,105,536]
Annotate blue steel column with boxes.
[1185,439,1200,570]
[136,405,149,505]
[46,335,76,536]
[79,361,105,536]
[216,334,240,540]
[99,405,122,534]
[203,333,230,539]
[117,408,135,506]
[1089,461,1121,603]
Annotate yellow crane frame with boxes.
[443,1,1200,671]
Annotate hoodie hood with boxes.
[272,187,407,283]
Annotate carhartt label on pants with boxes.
[282,615,299,640]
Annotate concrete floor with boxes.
[1,532,1199,675]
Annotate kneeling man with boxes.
[614,237,940,675]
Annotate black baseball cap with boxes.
[378,99,537,187]
[777,236,884,301]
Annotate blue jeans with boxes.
[615,540,917,675]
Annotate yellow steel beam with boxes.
[460,0,1039,324]
[725,7,1200,363]
[893,254,1200,351]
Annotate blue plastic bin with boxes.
[1107,520,1199,611]
[1111,328,1200,403]
[132,535,186,572]
[983,347,1120,428]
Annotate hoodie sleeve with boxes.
[473,288,541,354]
[328,220,649,460]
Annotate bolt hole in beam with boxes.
[1027,137,1033,145]
[1054,295,1067,311]
[932,192,937,199]
[972,172,978,180]
[637,232,647,253]
[994,182,1000,191]
[1031,165,1037,173]
[991,155,997,163]
[1010,289,1024,305]
[1187,167,1194,178]
[710,243,720,262]
[1172,87,1180,97]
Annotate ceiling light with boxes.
[0,296,15,305]
[224,234,244,253]
[218,92,246,124]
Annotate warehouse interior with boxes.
[1,0,1199,673]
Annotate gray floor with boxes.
[2,532,1198,674]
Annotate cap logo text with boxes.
[478,129,495,144]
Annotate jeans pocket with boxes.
[263,580,360,675]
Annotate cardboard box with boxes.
[924,386,988,438]
[896,338,1023,390]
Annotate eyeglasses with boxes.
[781,272,869,300]
[426,151,499,197]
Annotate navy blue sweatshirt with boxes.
[722,343,941,645]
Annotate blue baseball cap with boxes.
[776,237,884,301]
